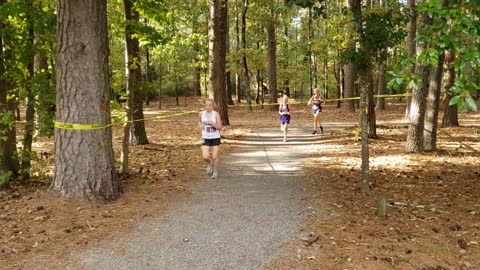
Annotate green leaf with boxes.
[456,98,465,110]
[449,95,461,106]
[465,96,478,112]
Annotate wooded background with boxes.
[0,0,478,201]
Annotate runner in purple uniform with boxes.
[279,95,291,142]
[307,88,325,134]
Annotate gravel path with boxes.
[71,127,324,270]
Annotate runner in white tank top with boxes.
[198,98,223,179]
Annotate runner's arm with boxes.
[213,112,223,130]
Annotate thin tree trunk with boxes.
[405,0,416,118]
[424,51,444,151]
[442,50,459,127]
[350,0,369,194]
[267,13,277,110]
[241,0,252,111]
[234,3,241,103]
[225,12,234,105]
[51,0,119,201]
[21,0,36,179]
[124,0,148,145]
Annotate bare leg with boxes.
[316,113,323,133]
[283,124,288,141]
[201,145,211,164]
[211,146,220,171]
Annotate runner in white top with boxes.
[198,98,223,179]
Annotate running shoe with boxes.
[207,163,213,176]
[312,130,316,134]
[320,126,324,134]
[211,171,219,179]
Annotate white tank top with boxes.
[201,110,221,139]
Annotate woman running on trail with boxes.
[307,88,325,134]
[198,98,223,179]
[279,95,291,142]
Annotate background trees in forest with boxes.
[0,0,478,199]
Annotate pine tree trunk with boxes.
[208,0,230,125]
[51,0,119,201]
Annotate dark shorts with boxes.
[202,138,221,146]
[280,115,290,125]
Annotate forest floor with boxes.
[1,96,479,270]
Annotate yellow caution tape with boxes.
[55,93,411,130]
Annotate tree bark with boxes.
[424,51,444,151]
[376,62,386,110]
[405,12,432,153]
[20,0,36,179]
[343,0,355,112]
[350,0,369,194]
[442,50,459,127]
[51,0,119,201]
[124,0,148,145]
[225,12,234,105]
[234,3,242,103]
[0,1,20,185]
[405,0,416,118]
[267,13,277,110]
[208,0,230,125]
[241,0,252,111]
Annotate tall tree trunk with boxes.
[0,3,19,185]
[405,0,416,118]
[267,13,277,110]
[283,25,290,97]
[234,2,242,103]
[208,0,230,125]
[21,0,36,179]
[192,1,201,97]
[405,11,432,153]
[442,50,459,127]
[350,0,370,194]
[343,1,355,111]
[424,51,444,151]
[124,0,148,145]
[51,0,119,201]
[225,12,234,105]
[241,0,252,111]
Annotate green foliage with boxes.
[363,8,407,62]
[0,171,14,187]
[284,0,325,18]
[340,47,368,74]
[414,0,479,112]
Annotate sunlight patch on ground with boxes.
[370,155,411,167]
[231,150,285,158]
